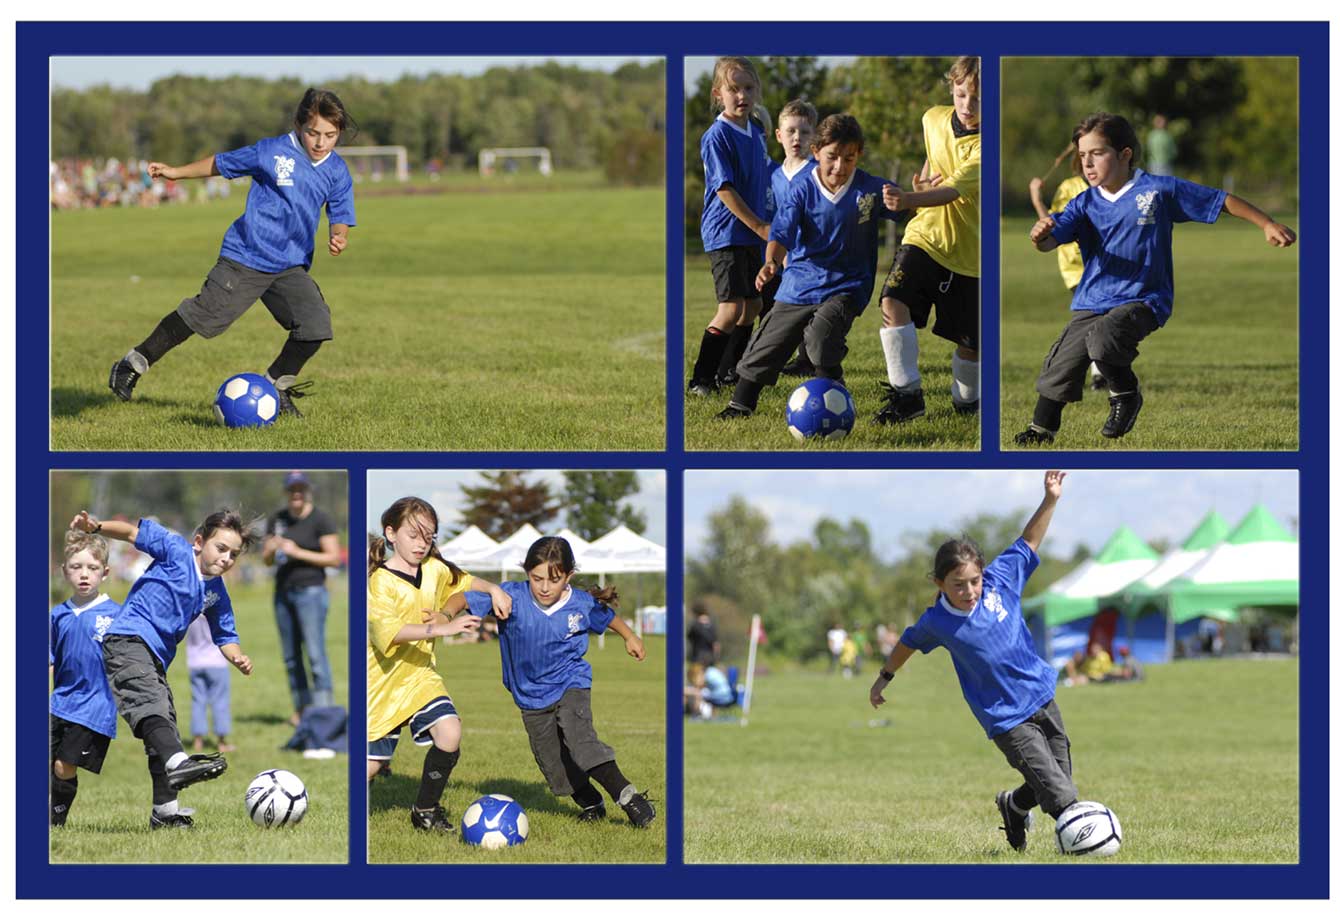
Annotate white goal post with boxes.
[479,147,553,177]
[339,145,409,182]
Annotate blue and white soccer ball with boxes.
[245,768,308,828]
[785,378,856,441]
[214,373,278,428]
[1055,800,1122,856]
[461,794,529,849]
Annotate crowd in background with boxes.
[50,157,234,211]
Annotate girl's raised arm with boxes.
[69,511,138,544]
[147,155,219,182]
[1222,194,1296,248]
[1021,470,1066,552]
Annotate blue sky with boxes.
[50,56,660,92]
[684,469,1299,563]
[366,469,665,545]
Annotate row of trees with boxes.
[52,61,666,185]
[685,496,1087,663]
[449,470,648,542]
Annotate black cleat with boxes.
[1101,390,1143,439]
[410,804,454,833]
[687,379,719,397]
[108,359,142,402]
[274,379,314,418]
[1013,426,1055,446]
[150,811,196,830]
[619,792,656,829]
[715,404,754,420]
[166,752,228,791]
[953,400,980,416]
[716,369,740,389]
[576,802,607,822]
[780,356,816,378]
[996,791,1032,852]
[873,384,926,425]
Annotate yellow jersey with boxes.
[1051,175,1089,290]
[901,105,980,278]
[366,558,474,741]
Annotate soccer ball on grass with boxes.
[1054,800,1122,856]
[245,769,309,828]
[461,794,529,848]
[785,378,856,441]
[214,373,278,428]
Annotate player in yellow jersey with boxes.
[874,56,981,425]
[366,496,511,834]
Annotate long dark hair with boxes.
[293,88,358,141]
[523,536,618,607]
[931,535,985,582]
[368,496,464,583]
[195,509,261,552]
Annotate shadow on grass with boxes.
[368,772,574,819]
[51,386,181,419]
[464,776,573,817]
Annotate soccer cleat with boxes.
[166,752,228,791]
[576,802,608,822]
[716,369,740,389]
[273,379,313,418]
[953,400,980,416]
[687,380,719,397]
[996,791,1033,852]
[715,404,754,420]
[108,359,142,401]
[780,355,817,378]
[1101,390,1143,439]
[150,811,195,830]
[619,792,656,829]
[410,804,454,833]
[872,384,926,425]
[1013,426,1055,446]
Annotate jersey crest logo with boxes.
[202,589,220,611]
[983,590,1007,621]
[567,613,583,635]
[857,191,877,224]
[274,154,296,187]
[1135,190,1158,225]
[93,614,114,640]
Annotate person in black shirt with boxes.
[687,603,720,667]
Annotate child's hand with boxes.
[70,510,99,533]
[912,172,942,193]
[1030,216,1056,245]
[147,162,175,180]
[1043,469,1067,500]
[624,634,646,661]
[882,184,905,211]
[490,586,512,621]
[755,261,778,291]
[229,652,253,676]
[445,615,482,637]
[1263,222,1296,248]
[329,234,348,256]
[869,678,890,709]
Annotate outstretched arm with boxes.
[1021,470,1066,552]
[607,615,646,661]
[868,641,916,709]
[1221,194,1295,248]
[69,511,137,544]
[1028,177,1051,221]
[147,155,219,182]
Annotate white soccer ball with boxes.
[461,793,529,849]
[245,768,309,828]
[1054,800,1122,856]
[213,372,279,428]
[785,378,856,441]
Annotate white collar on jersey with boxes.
[534,586,573,617]
[782,158,812,181]
[810,167,855,205]
[1097,169,1143,204]
[288,132,332,168]
[715,113,756,138]
[69,592,112,614]
[937,593,977,618]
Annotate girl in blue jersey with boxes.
[491,537,656,828]
[69,508,256,829]
[50,531,120,827]
[108,88,358,418]
[717,113,905,419]
[869,471,1081,853]
[1017,112,1296,444]
[688,57,773,396]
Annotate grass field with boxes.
[49,577,350,863]
[369,636,666,863]
[1001,215,1299,451]
[683,255,981,451]
[51,183,665,451]
[685,656,1298,863]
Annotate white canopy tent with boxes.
[437,525,501,568]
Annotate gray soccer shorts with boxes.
[519,687,616,797]
[176,256,333,341]
[736,291,864,384]
[1034,302,1160,402]
[992,698,1078,817]
[102,634,177,737]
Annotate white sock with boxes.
[879,324,921,391]
[125,349,149,374]
[165,751,190,770]
[152,799,180,817]
[951,353,980,406]
[617,784,636,806]
[1008,792,1029,816]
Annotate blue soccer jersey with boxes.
[1050,169,1226,325]
[50,594,120,738]
[772,168,902,306]
[700,115,772,251]
[899,538,1057,739]
[489,581,616,711]
[104,518,239,670]
[214,133,357,273]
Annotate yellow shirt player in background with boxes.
[875,56,982,426]
[366,496,511,835]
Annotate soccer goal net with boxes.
[340,145,409,183]
[479,147,553,177]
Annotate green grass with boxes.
[52,186,665,451]
[683,255,980,451]
[50,577,350,863]
[369,636,666,863]
[685,656,1298,863]
[1001,215,1299,451]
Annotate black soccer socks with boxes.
[135,310,195,365]
[416,746,460,810]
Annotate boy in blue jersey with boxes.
[70,509,256,829]
[1017,112,1296,444]
[483,536,656,828]
[717,114,906,419]
[50,531,120,827]
[765,99,822,381]
[109,89,358,418]
[870,471,1076,853]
